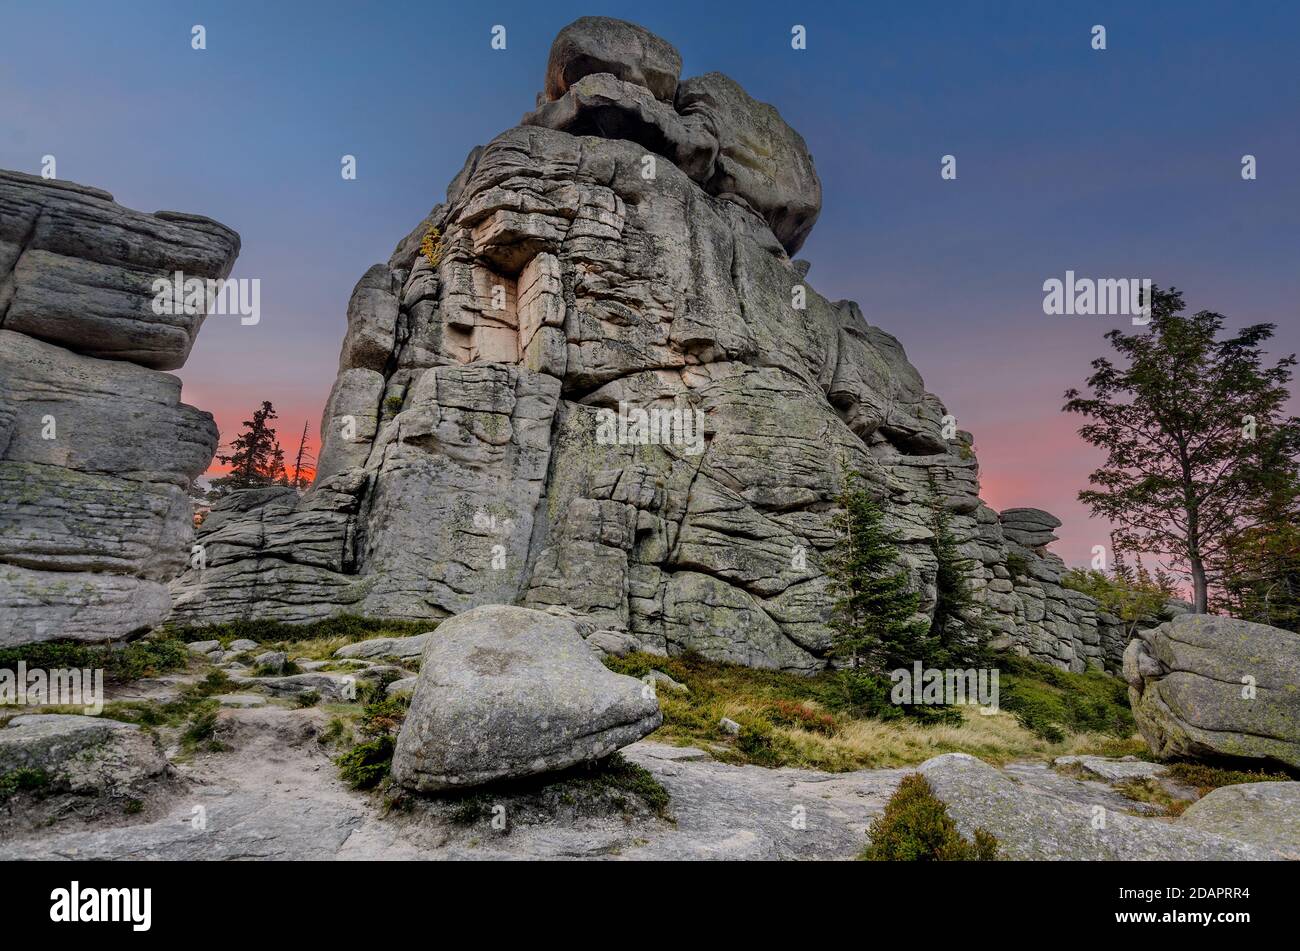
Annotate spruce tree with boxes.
[208,401,286,498]
[926,475,992,668]
[826,472,929,670]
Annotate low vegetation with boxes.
[1165,761,1293,796]
[334,687,409,790]
[0,767,51,801]
[603,651,1141,770]
[434,754,672,828]
[162,614,431,646]
[997,654,1135,744]
[0,638,189,681]
[862,773,999,860]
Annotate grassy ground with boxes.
[161,615,431,646]
[603,651,1145,771]
[5,620,1153,777]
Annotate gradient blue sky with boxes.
[3,0,1297,568]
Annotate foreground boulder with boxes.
[391,605,661,792]
[1124,615,1300,769]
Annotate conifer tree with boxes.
[208,401,285,498]
[926,474,992,667]
[826,472,929,669]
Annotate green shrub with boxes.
[582,753,671,819]
[863,774,999,861]
[1005,552,1030,581]
[0,767,51,801]
[337,736,395,790]
[333,692,409,789]
[181,703,224,752]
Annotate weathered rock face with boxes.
[167,18,1139,674]
[544,16,683,104]
[0,172,240,370]
[1124,615,1300,769]
[0,713,175,832]
[1178,782,1300,856]
[919,752,1283,860]
[0,172,236,645]
[391,605,662,791]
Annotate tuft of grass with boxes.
[294,690,322,708]
[180,703,225,752]
[863,773,999,860]
[1164,761,1292,796]
[0,638,189,681]
[0,767,51,801]
[1113,777,1192,817]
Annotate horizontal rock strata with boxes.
[0,173,236,645]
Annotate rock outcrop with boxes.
[0,172,237,645]
[166,17,1146,674]
[0,713,175,832]
[1178,782,1300,856]
[391,605,661,791]
[919,753,1281,860]
[1124,614,1300,769]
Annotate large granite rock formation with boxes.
[167,18,1144,674]
[1124,615,1300,769]
[0,171,237,645]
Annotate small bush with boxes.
[584,753,671,819]
[337,736,395,790]
[863,774,999,861]
[998,654,1133,742]
[419,227,444,268]
[1005,552,1030,581]
[181,703,224,752]
[0,767,51,801]
[294,690,321,708]
[333,692,409,789]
